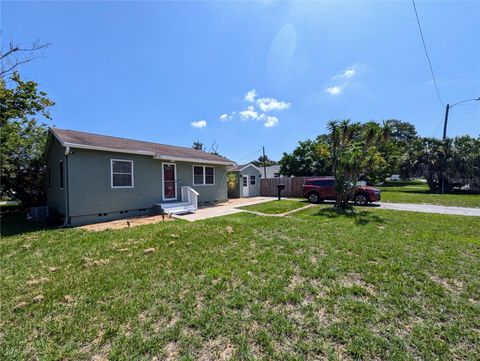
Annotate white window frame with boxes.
[192,165,215,186]
[111,159,134,189]
[161,162,177,200]
[250,175,256,185]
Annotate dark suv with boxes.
[302,177,381,205]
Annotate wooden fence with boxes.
[260,177,308,197]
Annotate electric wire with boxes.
[411,0,445,108]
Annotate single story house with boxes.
[46,128,234,226]
[263,165,282,178]
[227,163,262,198]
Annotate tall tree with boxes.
[251,155,277,167]
[1,72,55,206]
[318,120,389,208]
[279,138,332,176]
[1,41,50,78]
[192,140,205,151]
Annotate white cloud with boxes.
[256,97,291,112]
[342,68,356,78]
[244,89,257,103]
[219,113,232,121]
[264,116,279,128]
[325,86,343,95]
[191,120,207,128]
[239,105,259,120]
[223,90,290,128]
[333,66,357,80]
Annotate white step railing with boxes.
[181,186,199,212]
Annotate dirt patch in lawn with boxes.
[78,215,174,232]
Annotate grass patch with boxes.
[239,199,308,214]
[1,208,479,359]
[378,182,480,208]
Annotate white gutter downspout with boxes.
[60,146,71,228]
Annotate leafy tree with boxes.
[402,136,480,193]
[251,155,277,167]
[192,140,205,151]
[279,138,331,176]
[381,119,418,180]
[318,120,389,208]
[1,72,54,206]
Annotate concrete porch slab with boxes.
[173,197,277,221]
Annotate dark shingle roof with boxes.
[50,128,234,164]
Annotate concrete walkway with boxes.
[174,197,277,221]
[175,197,480,222]
[374,202,480,217]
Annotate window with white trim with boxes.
[111,160,134,188]
[193,165,215,185]
[250,175,256,185]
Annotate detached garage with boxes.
[227,164,262,198]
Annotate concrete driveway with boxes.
[174,197,277,221]
[175,197,480,222]
[374,202,480,217]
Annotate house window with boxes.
[243,177,247,187]
[273,173,280,178]
[111,160,134,188]
[205,167,214,185]
[59,161,64,189]
[193,165,215,185]
[193,166,204,185]
[250,175,256,185]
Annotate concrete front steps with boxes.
[156,202,196,215]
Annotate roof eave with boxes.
[153,154,234,166]
[62,142,234,165]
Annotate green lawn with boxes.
[378,182,480,208]
[240,199,309,214]
[1,207,479,360]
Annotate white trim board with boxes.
[192,165,215,186]
[162,162,177,201]
[110,159,134,189]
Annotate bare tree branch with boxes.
[0,40,50,78]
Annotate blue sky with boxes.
[3,1,479,162]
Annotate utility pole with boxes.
[441,104,450,194]
[440,97,479,193]
[262,146,267,178]
[442,104,450,140]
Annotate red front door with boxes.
[163,163,176,200]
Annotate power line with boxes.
[236,147,263,164]
[411,0,445,108]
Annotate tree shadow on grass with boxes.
[1,212,55,237]
[312,206,384,225]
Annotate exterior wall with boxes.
[62,148,228,225]
[239,165,261,197]
[176,162,228,205]
[46,136,66,216]
[264,165,282,178]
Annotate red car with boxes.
[302,177,381,205]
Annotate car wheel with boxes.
[308,192,321,204]
[354,193,368,206]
